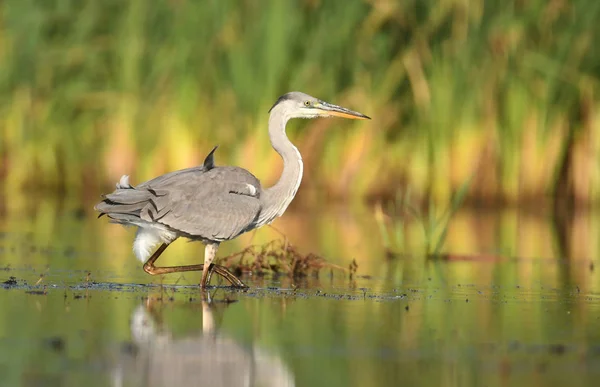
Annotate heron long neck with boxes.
[258,106,304,225]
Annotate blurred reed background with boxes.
[0,0,599,208]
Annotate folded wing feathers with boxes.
[95,175,165,222]
[203,146,218,169]
[95,160,263,241]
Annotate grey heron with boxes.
[95,91,370,288]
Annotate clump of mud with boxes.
[219,239,351,279]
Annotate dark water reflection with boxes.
[1,196,600,386]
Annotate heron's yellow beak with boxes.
[317,102,371,120]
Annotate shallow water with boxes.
[2,197,600,387]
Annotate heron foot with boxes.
[144,262,246,288]
[207,264,247,288]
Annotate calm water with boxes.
[2,197,600,387]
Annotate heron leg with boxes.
[201,243,219,289]
[142,243,246,288]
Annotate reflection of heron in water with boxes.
[95,92,370,288]
[112,300,295,387]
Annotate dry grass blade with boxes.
[218,239,348,279]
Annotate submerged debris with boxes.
[44,337,66,352]
[2,276,18,286]
[25,287,47,295]
[348,259,358,280]
[219,239,350,279]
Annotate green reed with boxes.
[374,172,470,257]
[0,0,599,205]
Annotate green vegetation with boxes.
[1,0,599,205]
[376,174,472,257]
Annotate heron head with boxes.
[269,91,370,120]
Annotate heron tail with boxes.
[94,175,155,223]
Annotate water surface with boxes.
[1,197,600,387]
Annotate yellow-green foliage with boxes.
[0,0,599,204]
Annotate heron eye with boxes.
[304,101,311,107]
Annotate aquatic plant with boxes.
[218,239,347,279]
[375,175,471,257]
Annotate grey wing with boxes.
[95,167,209,224]
[141,167,262,241]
